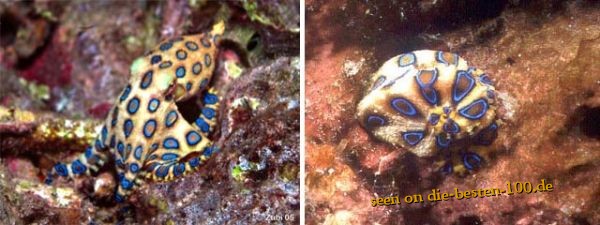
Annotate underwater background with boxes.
[305,0,599,224]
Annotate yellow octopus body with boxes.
[46,22,225,202]
[357,50,498,174]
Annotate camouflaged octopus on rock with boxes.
[45,22,225,202]
[357,50,499,175]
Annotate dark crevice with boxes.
[571,106,600,139]
[453,215,483,225]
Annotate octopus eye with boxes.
[247,33,260,51]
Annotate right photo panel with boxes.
[305,1,599,225]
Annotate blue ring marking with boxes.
[54,163,68,177]
[115,193,124,203]
[95,139,104,151]
[429,113,440,125]
[476,122,498,145]
[487,90,495,99]
[127,97,140,115]
[163,137,180,149]
[173,163,185,177]
[436,135,450,148]
[109,135,116,148]
[436,51,457,65]
[159,41,173,51]
[443,106,451,115]
[199,79,208,89]
[185,41,198,51]
[195,117,211,133]
[119,84,131,102]
[161,153,179,161]
[130,163,140,173]
[390,97,419,117]
[141,71,153,89]
[145,162,159,172]
[202,108,216,119]
[165,110,178,127]
[365,115,386,128]
[479,74,493,85]
[201,36,211,47]
[176,50,187,60]
[203,93,218,105]
[440,162,453,174]
[192,62,202,75]
[463,152,482,170]
[397,52,416,67]
[121,177,133,190]
[44,175,53,185]
[155,165,170,178]
[123,119,134,138]
[416,69,438,87]
[443,119,460,134]
[101,126,108,143]
[159,61,172,69]
[117,141,125,157]
[203,146,214,157]
[150,55,162,64]
[420,86,439,105]
[148,98,160,112]
[401,131,425,146]
[186,82,192,91]
[146,154,157,161]
[175,66,186,78]
[204,54,212,67]
[458,99,489,120]
[150,143,159,151]
[71,159,87,175]
[111,107,118,127]
[134,146,143,160]
[189,157,200,168]
[143,119,157,138]
[186,131,202,146]
[452,70,476,103]
[85,146,93,158]
[125,144,132,159]
[115,158,124,167]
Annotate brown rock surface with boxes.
[306,1,599,224]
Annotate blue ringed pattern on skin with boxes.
[148,98,160,112]
[463,152,482,170]
[165,110,178,127]
[401,131,425,146]
[119,85,131,102]
[161,153,179,161]
[186,131,202,146]
[127,97,140,114]
[176,66,186,78]
[123,119,134,138]
[141,71,153,89]
[452,70,475,103]
[150,55,162,64]
[202,108,215,119]
[195,118,211,133]
[203,93,218,105]
[458,99,488,120]
[390,97,419,117]
[163,137,180,149]
[71,159,87,175]
[134,146,143,160]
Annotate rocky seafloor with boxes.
[0,1,299,224]
[306,0,599,225]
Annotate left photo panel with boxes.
[0,1,299,224]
